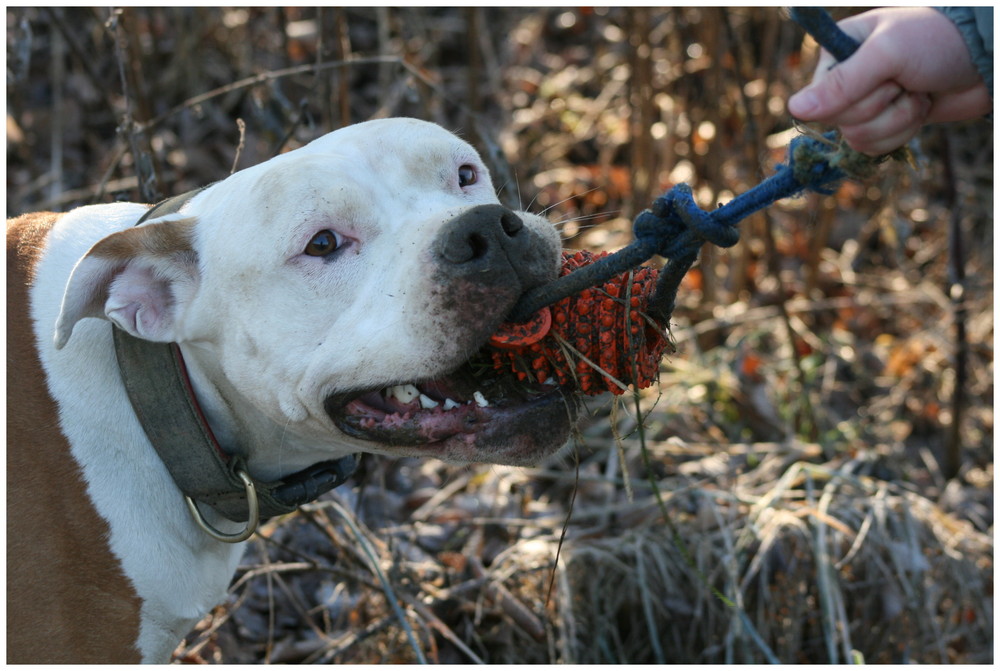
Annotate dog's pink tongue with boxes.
[488,307,552,350]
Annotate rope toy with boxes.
[486,8,893,396]
[489,250,671,395]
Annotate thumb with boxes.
[790,41,900,121]
[788,83,826,119]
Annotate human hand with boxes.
[788,7,991,155]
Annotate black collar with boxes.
[113,189,357,540]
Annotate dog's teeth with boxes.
[419,394,439,409]
[473,391,489,407]
[387,384,420,404]
[443,398,461,410]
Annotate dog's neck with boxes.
[177,341,353,483]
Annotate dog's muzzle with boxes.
[433,204,556,294]
[324,204,575,466]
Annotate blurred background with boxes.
[7,7,993,663]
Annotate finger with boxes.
[813,80,905,126]
[839,92,931,155]
[790,50,903,122]
[789,15,902,121]
[927,86,993,123]
[851,124,918,156]
[788,51,838,119]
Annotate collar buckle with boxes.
[186,469,259,543]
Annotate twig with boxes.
[676,291,943,342]
[108,7,158,202]
[326,499,428,664]
[465,7,483,116]
[408,472,471,522]
[469,555,547,641]
[809,475,844,663]
[375,8,393,112]
[42,7,119,113]
[940,127,966,480]
[400,593,486,664]
[607,403,635,501]
[545,447,579,607]
[627,7,656,218]
[773,272,820,440]
[177,586,253,662]
[313,616,395,663]
[34,176,137,211]
[230,119,246,174]
[91,142,130,204]
[333,8,353,127]
[723,9,818,439]
[48,19,65,204]
[262,550,277,662]
[634,537,666,663]
[136,55,403,134]
[555,561,576,664]
[270,90,310,156]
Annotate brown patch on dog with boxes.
[7,212,144,663]
[88,215,198,264]
[54,216,200,349]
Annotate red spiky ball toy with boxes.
[488,250,672,395]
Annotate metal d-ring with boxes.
[185,469,260,543]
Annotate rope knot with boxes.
[789,133,847,191]
[634,184,741,263]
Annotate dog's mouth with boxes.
[324,351,576,465]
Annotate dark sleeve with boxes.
[937,7,993,97]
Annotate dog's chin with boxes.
[323,356,578,466]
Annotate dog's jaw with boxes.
[324,351,577,465]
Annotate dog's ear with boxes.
[54,217,200,349]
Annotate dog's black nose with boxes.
[434,203,554,292]
[437,204,523,264]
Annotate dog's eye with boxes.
[304,230,342,257]
[458,164,477,187]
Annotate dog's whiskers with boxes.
[554,211,619,226]
[553,211,620,237]
[514,169,523,211]
[495,169,526,211]
[537,186,604,218]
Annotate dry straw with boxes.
[180,440,992,664]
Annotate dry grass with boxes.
[176,430,992,664]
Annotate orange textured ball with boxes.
[489,250,672,395]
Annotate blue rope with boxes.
[507,132,849,322]
[505,8,878,325]
[788,7,860,62]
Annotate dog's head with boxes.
[55,118,577,470]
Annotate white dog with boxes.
[7,118,576,663]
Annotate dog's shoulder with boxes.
[7,210,63,284]
[7,210,61,387]
[7,208,146,663]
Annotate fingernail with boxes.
[789,89,819,117]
